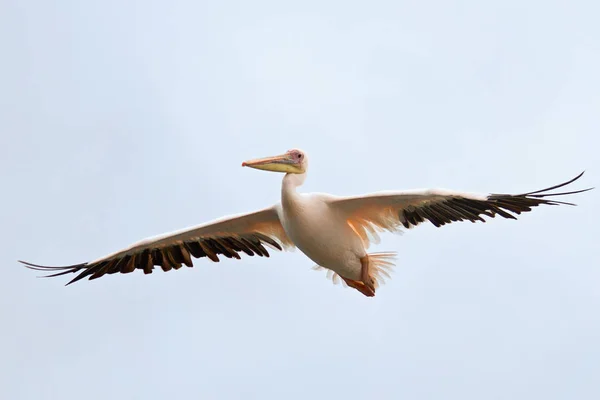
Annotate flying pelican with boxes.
[20,149,592,297]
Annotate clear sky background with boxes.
[1,1,599,399]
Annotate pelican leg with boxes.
[360,255,376,293]
[342,277,375,297]
[341,257,376,297]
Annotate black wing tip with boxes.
[65,273,89,286]
[18,259,87,268]
[19,259,88,285]
[491,171,593,199]
[522,170,592,196]
[484,170,593,213]
[18,259,44,269]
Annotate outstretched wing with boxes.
[20,205,294,285]
[326,171,592,247]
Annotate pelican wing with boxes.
[327,171,592,247]
[20,205,293,285]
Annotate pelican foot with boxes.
[342,277,376,297]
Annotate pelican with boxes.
[20,149,592,297]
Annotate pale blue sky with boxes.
[1,1,599,399]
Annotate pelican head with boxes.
[242,149,307,174]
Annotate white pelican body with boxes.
[20,149,592,297]
[279,186,366,283]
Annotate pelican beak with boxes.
[242,152,302,173]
